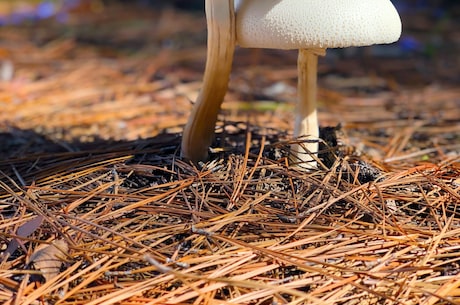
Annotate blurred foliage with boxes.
[1,0,459,13]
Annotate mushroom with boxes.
[181,0,402,168]
[181,0,236,164]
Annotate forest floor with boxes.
[0,2,459,304]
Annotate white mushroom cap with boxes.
[236,0,402,49]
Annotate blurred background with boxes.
[0,0,458,85]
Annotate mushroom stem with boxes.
[181,0,236,163]
[292,48,326,168]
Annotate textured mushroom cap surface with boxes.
[236,0,402,49]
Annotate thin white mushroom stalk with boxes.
[181,0,236,163]
[291,48,326,168]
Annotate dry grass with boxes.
[0,2,460,305]
[0,127,459,304]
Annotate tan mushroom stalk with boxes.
[181,0,236,163]
[182,0,402,168]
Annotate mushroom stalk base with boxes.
[292,48,326,169]
[181,0,236,163]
